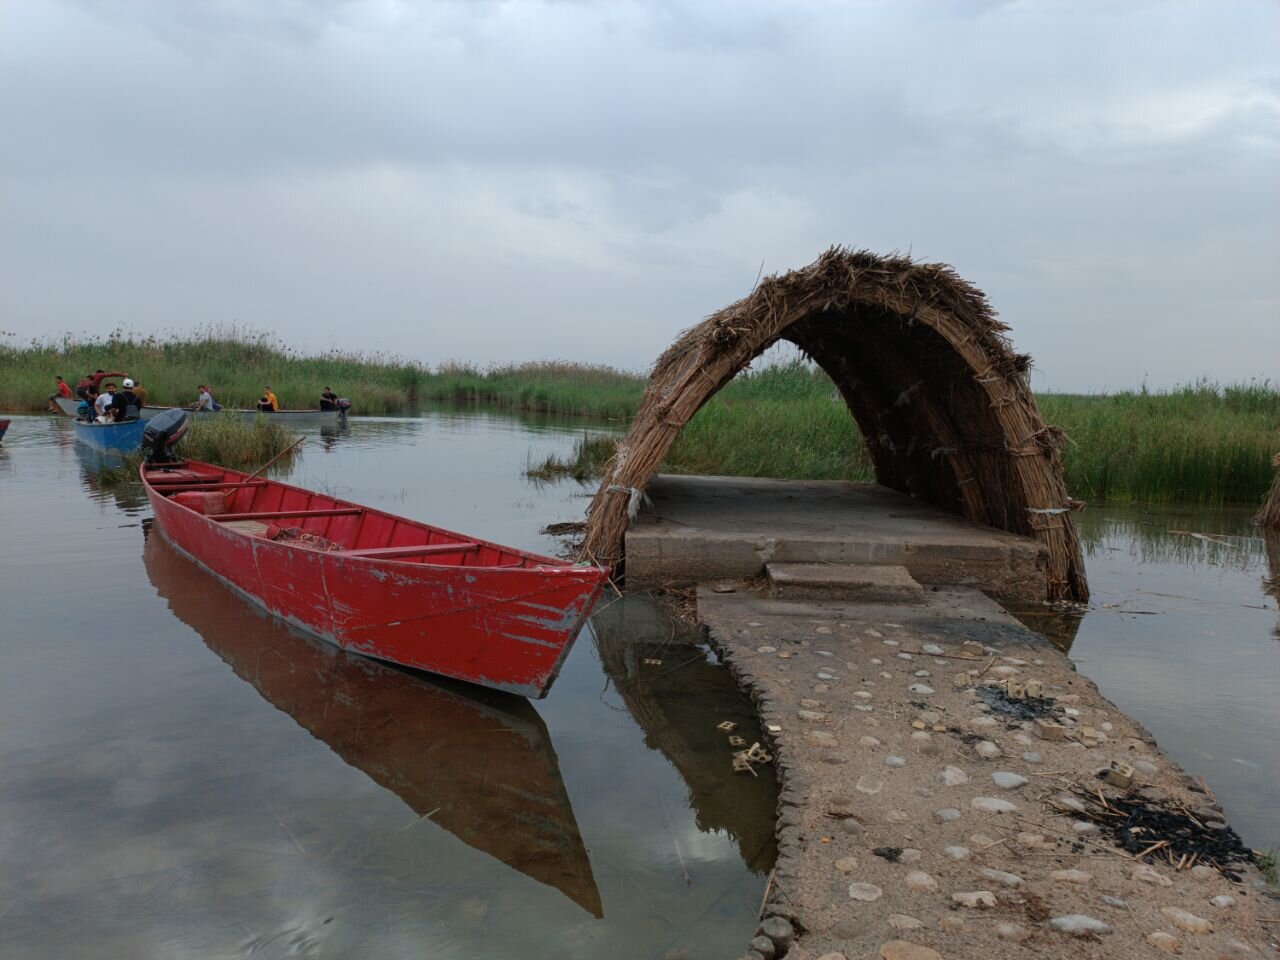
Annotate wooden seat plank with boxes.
[336,542,480,560]
[210,507,363,522]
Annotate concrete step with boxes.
[766,562,926,604]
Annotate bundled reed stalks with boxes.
[579,247,1089,602]
[1253,453,1280,528]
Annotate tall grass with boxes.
[0,327,424,414]
[524,365,1278,505]
[8,331,1275,503]
[0,328,645,417]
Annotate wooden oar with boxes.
[223,435,305,505]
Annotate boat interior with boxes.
[144,462,551,570]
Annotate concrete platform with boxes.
[624,476,1049,603]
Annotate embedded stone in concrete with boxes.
[996,922,1031,942]
[1051,869,1092,883]
[1209,895,1236,909]
[1134,864,1174,887]
[1049,915,1112,936]
[970,797,1017,814]
[1147,931,1181,953]
[767,562,927,604]
[857,775,884,794]
[943,845,971,860]
[879,942,943,960]
[979,867,1024,888]
[760,916,795,951]
[904,871,938,892]
[749,935,777,959]
[849,882,884,902]
[937,766,970,786]
[1161,907,1212,934]
[992,772,1027,790]
[975,741,1000,759]
[888,914,924,932]
[952,891,996,909]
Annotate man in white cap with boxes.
[112,379,142,421]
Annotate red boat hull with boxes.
[142,460,608,697]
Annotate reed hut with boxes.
[1253,452,1280,528]
[580,247,1089,602]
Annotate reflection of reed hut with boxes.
[591,600,778,871]
[581,248,1088,601]
[1263,528,1280,643]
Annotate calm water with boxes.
[0,412,776,960]
[1017,503,1279,853]
[1,413,1277,959]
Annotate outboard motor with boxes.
[336,397,352,421]
[142,408,189,465]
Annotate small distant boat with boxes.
[0,418,9,442]
[144,404,347,426]
[71,418,147,454]
[141,457,610,697]
[53,397,346,427]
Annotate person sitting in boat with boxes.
[256,395,273,413]
[112,379,142,421]
[262,385,279,412]
[319,386,339,411]
[95,384,117,422]
[75,369,128,401]
[75,396,93,422]
[131,379,148,407]
[48,375,72,407]
[193,385,220,412]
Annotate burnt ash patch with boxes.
[1073,790,1256,879]
[975,684,1057,721]
[872,847,903,863]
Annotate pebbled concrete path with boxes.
[696,585,1277,960]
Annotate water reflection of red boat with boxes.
[0,418,10,442]
[141,457,609,698]
[143,531,604,917]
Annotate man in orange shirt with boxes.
[263,385,279,412]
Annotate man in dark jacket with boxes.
[111,380,142,421]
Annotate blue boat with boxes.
[71,418,147,454]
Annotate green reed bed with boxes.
[526,367,1279,506]
[96,416,299,487]
[1,329,646,418]
[0,328,422,415]
[422,361,643,420]
[7,332,1275,503]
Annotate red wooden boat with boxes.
[143,533,603,915]
[141,458,610,697]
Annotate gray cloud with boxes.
[1,0,1277,387]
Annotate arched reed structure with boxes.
[580,247,1089,602]
[1254,453,1280,528]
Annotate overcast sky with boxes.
[1,0,1276,390]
